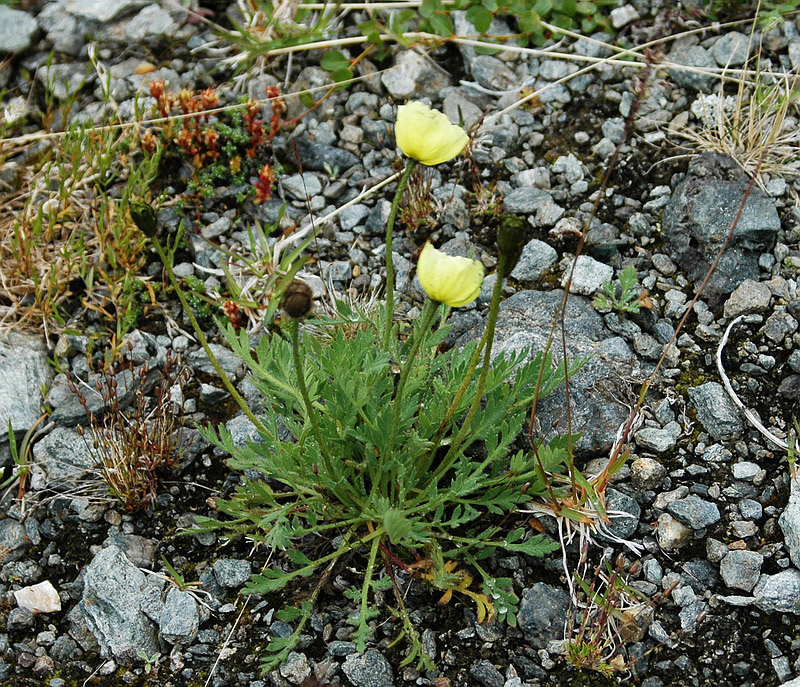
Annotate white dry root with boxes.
[716,314,789,452]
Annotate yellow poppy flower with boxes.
[417,242,485,308]
[395,101,469,166]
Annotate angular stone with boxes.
[563,255,613,296]
[518,582,569,648]
[14,581,61,614]
[0,7,38,53]
[723,279,771,318]
[65,0,145,23]
[381,50,451,100]
[753,570,800,613]
[342,649,394,687]
[634,421,681,453]
[688,382,743,442]
[656,513,691,550]
[159,587,199,645]
[510,239,557,282]
[71,546,159,660]
[32,427,97,490]
[720,551,763,592]
[667,495,721,529]
[458,290,638,455]
[663,154,780,306]
[0,334,53,452]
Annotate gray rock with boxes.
[280,652,312,684]
[723,279,772,318]
[0,518,28,564]
[65,0,145,23]
[502,188,552,214]
[188,343,244,380]
[752,569,800,613]
[282,173,322,200]
[668,45,717,92]
[7,606,34,630]
[518,582,569,648]
[779,375,800,400]
[342,649,394,687]
[763,310,798,343]
[598,488,640,541]
[552,153,584,183]
[328,640,358,656]
[0,7,37,53]
[36,63,95,101]
[720,551,763,592]
[470,56,517,91]
[739,498,762,520]
[124,5,179,41]
[0,334,53,455]
[789,349,800,373]
[443,90,483,129]
[38,3,84,56]
[381,49,451,100]
[213,559,251,588]
[159,587,199,645]
[469,660,503,687]
[291,137,360,174]
[656,513,691,550]
[32,428,97,490]
[339,204,370,231]
[323,260,352,282]
[631,456,666,490]
[667,495,720,529]
[510,239,557,282]
[711,32,750,67]
[779,474,800,568]
[610,4,639,28]
[688,382,743,442]
[103,534,157,568]
[732,461,760,480]
[634,421,681,453]
[459,290,638,454]
[72,546,159,659]
[562,255,613,296]
[201,216,231,240]
[47,367,146,427]
[662,154,780,306]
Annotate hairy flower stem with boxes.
[418,253,507,492]
[383,299,439,496]
[383,160,417,350]
[151,234,270,438]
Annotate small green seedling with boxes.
[593,265,647,316]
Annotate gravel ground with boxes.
[1,1,800,686]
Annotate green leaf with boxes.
[331,67,354,87]
[320,50,349,72]
[383,508,413,544]
[429,13,455,36]
[466,5,493,32]
[553,0,577,13]
[575,0,596,13]
[419,0,440,18]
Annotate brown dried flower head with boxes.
[282,281,314,319]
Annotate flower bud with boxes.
[282,280,314,319]
[129,201,158,238]
[496,215,527,278]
